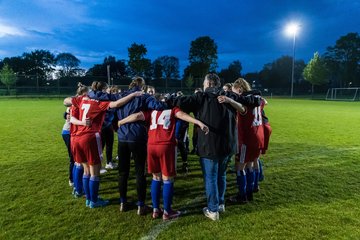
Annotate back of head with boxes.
[205,73,221,88]
[129,76,146,89]
[76,82,89,96]
[110,85,120,94]
[146,85,155,95]
[93,81,108,92]
[223,83,233,92]
[233,78,251,92]
[194,88,203,93]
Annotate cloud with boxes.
[0,23,26,38]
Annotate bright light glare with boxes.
[285,23,300,36]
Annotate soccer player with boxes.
[175,73,260,221]
[64,85,143,208]
[118,101,209,220]
[93,82,118,170]
[68,84,91,198]
[222,83,233,92]
[219,78,266,203]
[87,77,169,215]
[61,107,75,187]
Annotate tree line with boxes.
[0,32,359,95]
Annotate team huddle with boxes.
[61,73,271,221]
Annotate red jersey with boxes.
[144,107,181,145]
[71,96,110,136]
[237,99,265,149]
[69,106,79,136]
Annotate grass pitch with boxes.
[0,98,360,240]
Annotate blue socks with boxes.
[236,170,247,197]
[89,176,100,203]
[246,169,255,194]
[151,179,161,209]
[254,169,260,190]
[259,159,264,181]
[163,180,174,213]
[83,175,90,200]
[74,164,84,194]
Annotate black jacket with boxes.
[176,87,261,160]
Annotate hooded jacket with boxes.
[88,87,168,143]
[176,87,261,159]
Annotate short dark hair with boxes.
[205,73,220,88]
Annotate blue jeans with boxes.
[200,156,230,212]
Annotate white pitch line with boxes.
[140,195,204,240]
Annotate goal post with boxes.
[325,88,360,101]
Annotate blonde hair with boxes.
[233,78,251,92]
[76,82,89,96]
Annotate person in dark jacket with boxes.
[87,79,168,215]
[115,78,168,215]
[176,73,260,221]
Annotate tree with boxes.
[303,52,328,94]
[259,56,306,90]
[184,74,194,90]
[2,56,28,74]
[128,43,151,77]
[22,50,55,87]
[153,56,180,89]
[86,56,127,82]
[186,36,218,84]
[157,56,180,80]
[152,59,163,80]
[324,32,360,87]
[219,60,242,83]
[0,64,17,95]
[55,53,81,77]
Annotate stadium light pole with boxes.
[285,23,300,98]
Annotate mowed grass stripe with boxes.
[0,99,359,239]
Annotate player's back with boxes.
[238,100,265,148]
[72,96,110,135]
[146,108,180,145]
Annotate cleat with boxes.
[100,168,107,174]
[89,198,109,208]
[253,186,260,193]
[218,204,225,213]
[119,202,128,212]
[105,162,118,170]
[152,208,163,219]
[69,180,74,187]
[163,209,181,221]
[182,166,190,175]
[137,205,152,216]
[229,194,247,204]
[86,199,91,207]
[202,207,219,221]
[72,189,83,199]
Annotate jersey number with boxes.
[150,110,172,130]
[81,104,90,122]
[252,107,262,126]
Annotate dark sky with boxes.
[0,0,359,74]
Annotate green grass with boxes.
[1,98,360,240]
